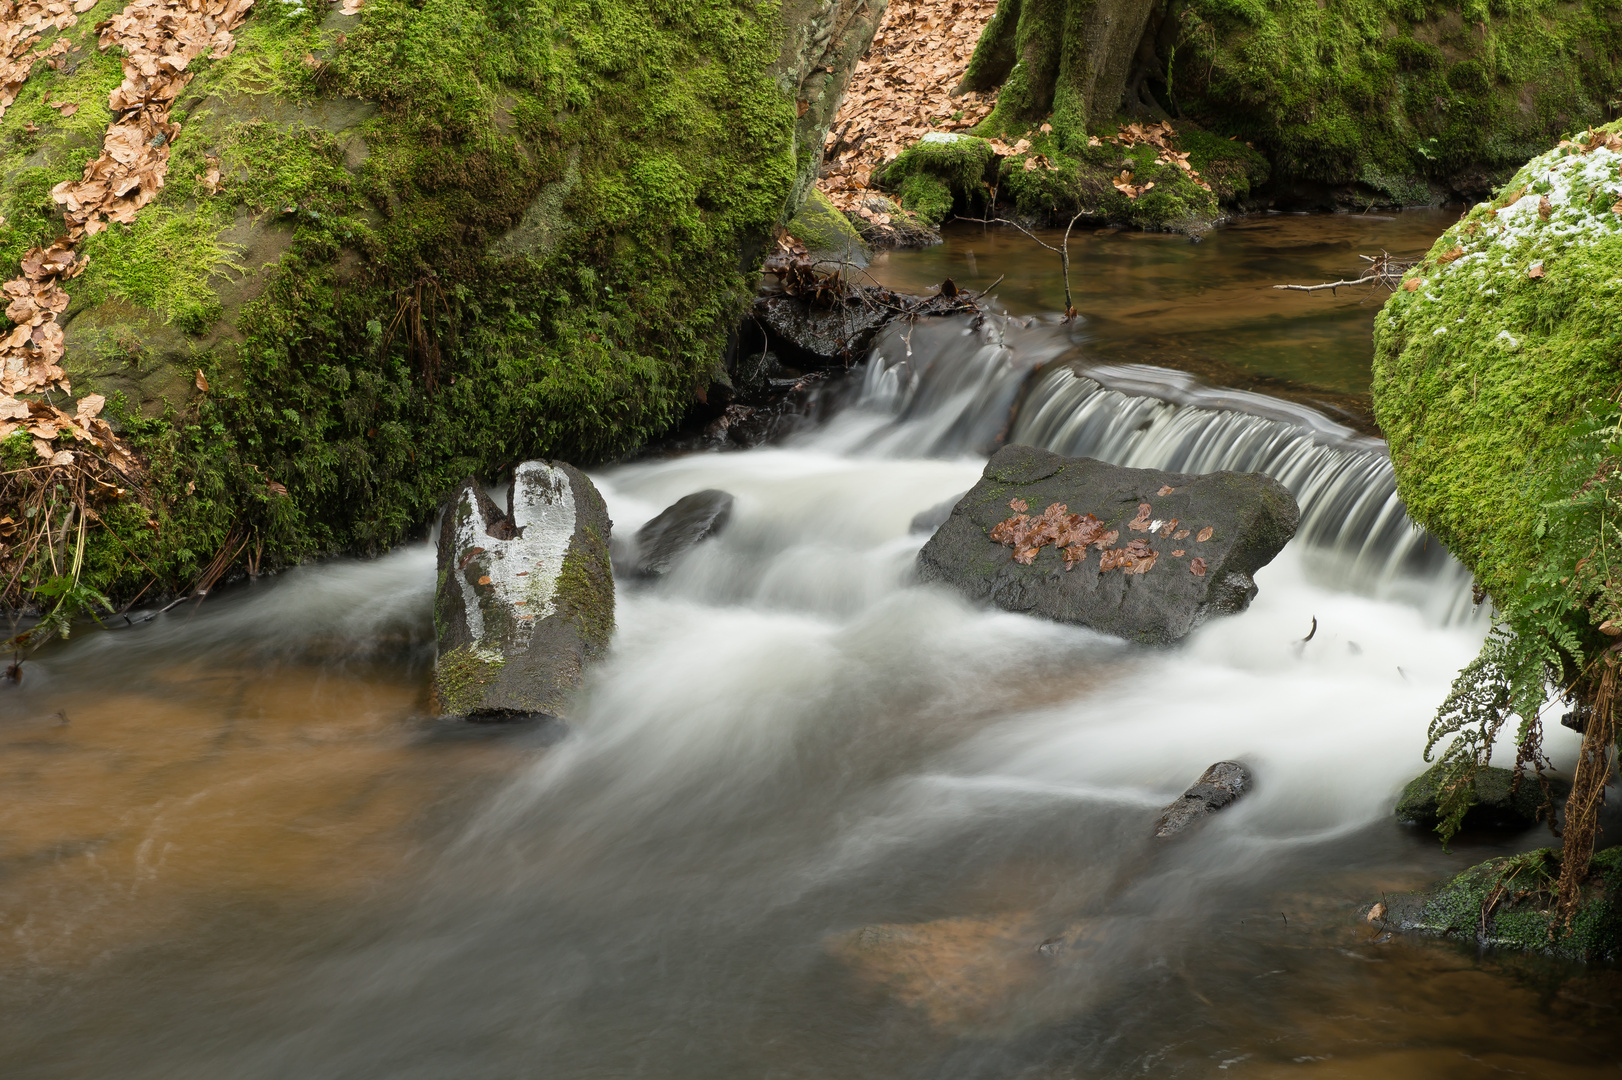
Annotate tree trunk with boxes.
[957,0,1164,149]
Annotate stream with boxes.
[5,212,1622,1078]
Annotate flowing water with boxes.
[5,213,1622,1078]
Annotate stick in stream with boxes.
[955,212,1091,320]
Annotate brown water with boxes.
[4,212,1622,1079]
[868,210,1457,406]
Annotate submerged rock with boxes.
[632,490,735,578]
[1395,762,1569,831]
[916,445,1299,645]
[432,462,614,720]
[1372,847,1622,961]
[1154,761,1252,837]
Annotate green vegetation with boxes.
[875,134,995,226]
[0,0,806,605]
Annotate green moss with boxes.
[0,0,807,604]
[785,185,867,266]
[1398,847,1622,959]
[556,523,614,654]
[989,128,1221,231]
[1394,761,1562,828]
[876,134,995,227]
[432,643,507,715]
[1172,0,1622,190]
[1371,121,1622,611]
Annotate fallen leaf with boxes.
[1171,549,1184,557]
[1196,526,1214,542]
[1127,503,1152,532]
[1437,246,1464,263]
[1538,194,1553,219]
[267,480,288,497]
[195,369,208,392]
[1402,277,1421,291]
[1529,262,1545,279]
[1008,497,1028,512]
[1601,619,1621,636]
[1173,529,1189,540]
[1156,485,1174,496]
[1367,902,1387,923]
[1190,557,1207,576]
[477,575,492,585]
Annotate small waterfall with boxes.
[854,313,1479,623]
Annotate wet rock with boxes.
[785,186,869,270]
[632,490,734,578]
[910,492,965,534]
[1370,847,1622,960]
[432,462,614,720]
[1395,762,1568,831]
[751,285,979,369]
[916,445,1300,645]
[1154,761,1252,837]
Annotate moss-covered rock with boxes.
[1376,847,1622,960]
[1395,762,1568,831]
[0,0,883,606]
[1371,121,1622,608]
[785,185,868,269]
[874,132,995,227]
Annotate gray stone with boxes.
[633,490,734,577]
[1154,761,1251,837]
[910,492,964,534]
[916,445,1300,645]
[432,461,614,720]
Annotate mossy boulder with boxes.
[1371,121,1622,608]
[875,132,995,227]
[1395,763,1568,831]
[785,186,868,270]
[0,0,884,606]
[1375,847,1622,961]
[432,461,613,720]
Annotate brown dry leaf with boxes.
[1173,529,1189,540]
[1367,902,1387,923]
[1190,557,1207,576]
[1156,485,1174,496]
[1157,518,1178,538]
[1196,526,1214,542]
[477,575,492,586]
[267,480,288,497]
[1171,549,1184,557]
[1127,502,1152,532]
[1529,262,1545,279]
[1008,497,1028,512]
[194,368,208,392]
[1402,277,1421,292]
[339,0,362,13]
[1437,246,1464,264]
[1538,194,1553,220]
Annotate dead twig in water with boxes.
[955,212,1092,320]
[1273,252,1417,296]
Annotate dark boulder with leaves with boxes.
[916,445,1299,645]
[1395,762,1567,832]
[433,462,614,721]
[1154,761,1251,837]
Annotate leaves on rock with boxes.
[1156,485,1174,496]
[1127,503,1152,532]
[990,501,1116,570]
[1173,529,1189,540]
[1190,557,1208,576]
[1197,526,1214,542]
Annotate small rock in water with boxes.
[910,492,965,534]
[1154,761,1251,837]
[432,461,614,721]
[632,489,734,577]
[916,445,1299,645]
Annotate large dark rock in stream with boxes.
[1154,762,1252,837]
[432,462,614,720]
[630,490,735,578]
[916,446,1300,645]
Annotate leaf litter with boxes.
[0,0,257,468]
[817,0,999,215]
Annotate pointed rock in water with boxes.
[632,489,735,578]
[433,462,614,721]
[1154,761,1252,837]
[916,445,1299,645]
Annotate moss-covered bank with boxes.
[0,0,882,606]
[953,0,1622,220]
